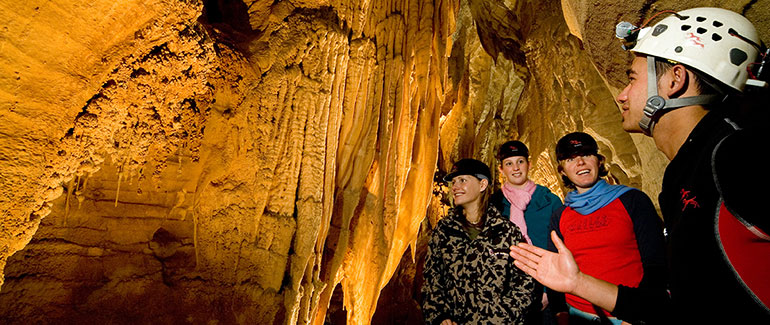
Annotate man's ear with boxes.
[480,178,489,192]
[664,64,689,97]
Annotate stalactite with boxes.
[193,210,200,270]
[75,174,87,210]
[115,169,122,208]
[64,177,74,225]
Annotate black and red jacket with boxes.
[614,109,770,324]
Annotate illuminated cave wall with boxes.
[1,0,768,324]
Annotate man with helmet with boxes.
[510,7,769,324]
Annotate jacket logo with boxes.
[680,189,700,211]
[566,215,609,233]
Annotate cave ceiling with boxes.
[0,0,768,324]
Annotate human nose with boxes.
[617,84,630,103]
[575,156,585,165]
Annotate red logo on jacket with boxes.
[680,189,700,211]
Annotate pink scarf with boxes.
[502,180,536,244]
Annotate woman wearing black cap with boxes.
[513,132,667,325]
[490,140,563,324]
[422,158,535,325]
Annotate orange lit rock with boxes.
[1,0,768,324]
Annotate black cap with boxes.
[443,158,492,182]
[556,132,599,161]
[497,140,529,161]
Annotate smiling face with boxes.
[499,156,530,188]
[559,154,601,193]
[617,55,650,134]
[450,174,488,207]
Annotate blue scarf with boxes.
[564,180,632,215]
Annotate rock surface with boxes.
[0,0,767,323]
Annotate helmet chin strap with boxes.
[639,56,722,135]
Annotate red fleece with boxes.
[560,199,644,316]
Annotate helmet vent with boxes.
[712,33,722,41]
[696,16,707,22]
[680,25,691,31]
[730,48,748,66]
[697,27,707,34]
[713,21,723,28]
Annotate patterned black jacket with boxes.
[422,205,534,324]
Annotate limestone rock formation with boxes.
[0,0,767,324]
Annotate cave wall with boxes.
[2,0,456,323]
[1,0,768,324]
[0,0,213,291]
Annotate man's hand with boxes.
[509,231,580,293]
[510,230,619,312]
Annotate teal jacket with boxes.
[491,185,562,249]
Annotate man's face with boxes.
[616,56,649,133]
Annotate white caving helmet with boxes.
[616,7,763,135]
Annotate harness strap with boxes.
[638,57,722,135]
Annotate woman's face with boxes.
[450,175,488,207]
[560,154,600,193]
[499,156,530,187]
